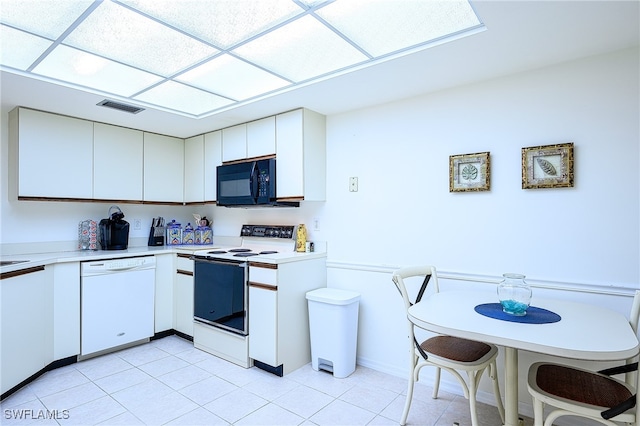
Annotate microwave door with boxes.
[250,161,259,204]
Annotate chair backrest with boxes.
[630,290,640,334]
[391,265,440,312]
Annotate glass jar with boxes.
[497,273,532,316]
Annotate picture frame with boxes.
[449,151,490,192]
[522,142,574,189]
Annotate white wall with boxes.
[323,48,639,416]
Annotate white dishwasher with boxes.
[81,256,156,357]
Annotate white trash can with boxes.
[306,288,360,378]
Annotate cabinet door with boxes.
[184,135,204,203]
[175,270,194,336]
[16,108,93,199]
[204,130,222,202]
[94,123,143,200]
[143,133,185,202]
[275,109,304,199]
[1,266,52,394]
[53,263,80,359]
[222,124,247,162]
[247,116,275,159]
[248,285,278,366]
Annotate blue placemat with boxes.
[474,303,561,324]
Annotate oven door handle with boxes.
[191,256,246,266]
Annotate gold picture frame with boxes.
[522,143,574,189]
[449,152,490,192]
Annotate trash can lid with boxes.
[306,288,360,305]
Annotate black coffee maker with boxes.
[99,206,129,250]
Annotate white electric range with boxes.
[192,224,315,263]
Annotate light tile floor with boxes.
[1,336,529,426]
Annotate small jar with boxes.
[497,273,532,316]
[182,223,194,245]
[195,225,212,245]
[166,220,182,245]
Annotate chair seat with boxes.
[534,363,632,410]
[421,335,492,363]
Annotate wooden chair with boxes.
[392,265,505,425]
[527,290,640,426]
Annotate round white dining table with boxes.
[407,290,639,426]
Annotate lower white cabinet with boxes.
[52,263,80,360]
[248,258,326,375]
[155,254,174,333]
[174,253,194,337]
[1,266,53,395]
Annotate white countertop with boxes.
[1,242,326,273]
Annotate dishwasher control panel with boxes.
[81,256,156,275]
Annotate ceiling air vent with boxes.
[97,100,145,114]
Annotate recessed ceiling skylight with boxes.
[0,0,484,118]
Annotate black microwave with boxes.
[216,159,298,207]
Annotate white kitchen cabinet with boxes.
[143,132,185,203]
[184,135,204,203]
[10,107,94,199]
[275,108,326,201]
[1,265,53,395]
[222,123,247,162]
[52,262,80,360]
[204,130,222,202]
[249,266,278,367]
[174,253,194,337]
[155,254,174,333]
[248,258,326,375]
[94,123,143,200]
[247,116,276,159]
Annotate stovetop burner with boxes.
[229,248,252,253]
[259,251,278,254]
[234,252,259,257]
[208,250,227,254]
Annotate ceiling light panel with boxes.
[315,0,481,57]
[177,54,291,101]
[63,1,219,76]
[0,0,92,39]
[0,25,52,70]
[233,14,369,82]
[134,80,234,116]
[119,0,304,49]
[32,45,163,97]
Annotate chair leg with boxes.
[432,367,441,399]
[468,371,479,426]
[489,361,505,423]
[532,397,544,426]
[400,372,414,426]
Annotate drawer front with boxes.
[176,253,194,272]
[249,265,277,285]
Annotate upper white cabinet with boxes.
[183,131,222,203]
[222,124,247,162]
[204,130,222,202]
[143,133,184,203]
[10,107,94,199]
[184,135,204,203]
[94,123,143,200]
[247,116,276,158]
[275,109,326,201]
[222,117,276,163]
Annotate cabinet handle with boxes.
[1,265,45,280]
[176,269,193,276]
[176,253,192,259]
[249,282,277,291]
